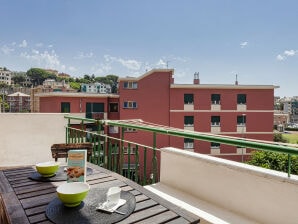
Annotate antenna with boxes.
[235,74,238,85]
[166,61,170,69]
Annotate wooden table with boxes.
[0,163,200,224]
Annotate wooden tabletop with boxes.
[0,163,200,224]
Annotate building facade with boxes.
[118,69,277,162]
[0,68,12,85]
[37,69,277,162]
[7,92,30,112]
[81,83,111,94]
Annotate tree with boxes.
[70,82,81,90]
[247,132,298,174]
[26,68,57,86]
[11,73,26,86]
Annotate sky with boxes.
[1,0,298,97]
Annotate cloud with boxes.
[276,54,285,61]
[240,41,248,48]
[20,49,60,68]
[35,43,43,47]
[74,52,94,59]
[1,45,15,54]
[284,50,296,56]
[68,66,77,72]
[104,55,142,70]
[19,40,27,48]
[277,49,297,61]
[156,59,167,67]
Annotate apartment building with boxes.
[81,83,111,94]
[118,69,277,161]
[7,92,30,112]
[37,69,277,162]
[0,68,12,85]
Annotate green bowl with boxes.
[57,182,90,207]
[36,161,60,177]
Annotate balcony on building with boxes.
[184,93,194,111]
[1,113,298,224]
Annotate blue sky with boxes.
[1,0,297,97]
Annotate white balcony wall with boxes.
[0,113,67,167]
[211,104,221,111]
[184,125,194,131]
[146,147,298,224]
[237,125,246,133]
[237,104,247,111]
[184,104,194,111]
[211,126,221,133]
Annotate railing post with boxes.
[127,143,131,179]
[120,127,124,176]
[80,121,84,143]
[288,154,291,177]
[143,147,147,186]
[113,143,118,172]
[152,132,158,184]
[66,118,70,143]
[108,141,112,170]
[135,145,139,184]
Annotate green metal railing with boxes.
[64,115,298,184]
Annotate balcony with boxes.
[1,113,298,223]
[211,101,221,111]
[184,103,194,111]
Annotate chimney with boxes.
[235,74,238,85]
[193,72,200,84]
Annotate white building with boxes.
[81,83,111,94]
[0,68,12,85]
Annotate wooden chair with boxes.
[0,193,10,224]
[51,143,93,162]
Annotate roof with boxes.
[35,92,119,98]
[8,92,30,97]
[171,84,279,90]
[118,69,174,81]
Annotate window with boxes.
[109,126,119,134]
[123,101,137,109]
[123,147,136,154]
[124,127,137,132]
[237,115,246,126]
[211,142,220,148]
[184,116,194,126]
[211,94,221,104]
[184,138,194,149]
[184,94,194,104]
[61,102,70,113]
[211,116,220,126]
[123,81,138,89]
[237,94,246,104]
[86,102,104,119]
[109,103,118,112]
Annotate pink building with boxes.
[37,69,277,162]
[118,69,277,162]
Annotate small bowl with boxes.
[36,161,60,177]
[57,182,90,207]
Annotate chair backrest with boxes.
[51,143,93,161]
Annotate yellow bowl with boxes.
[57,182,90,207]
[36,161,60,177]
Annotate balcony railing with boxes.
[64,115,298,186]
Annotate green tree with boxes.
[70,82,81,90]
[11,73,26,86]
[26,68,57,86]
[247,132,298,174]
[273,133,288,143]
